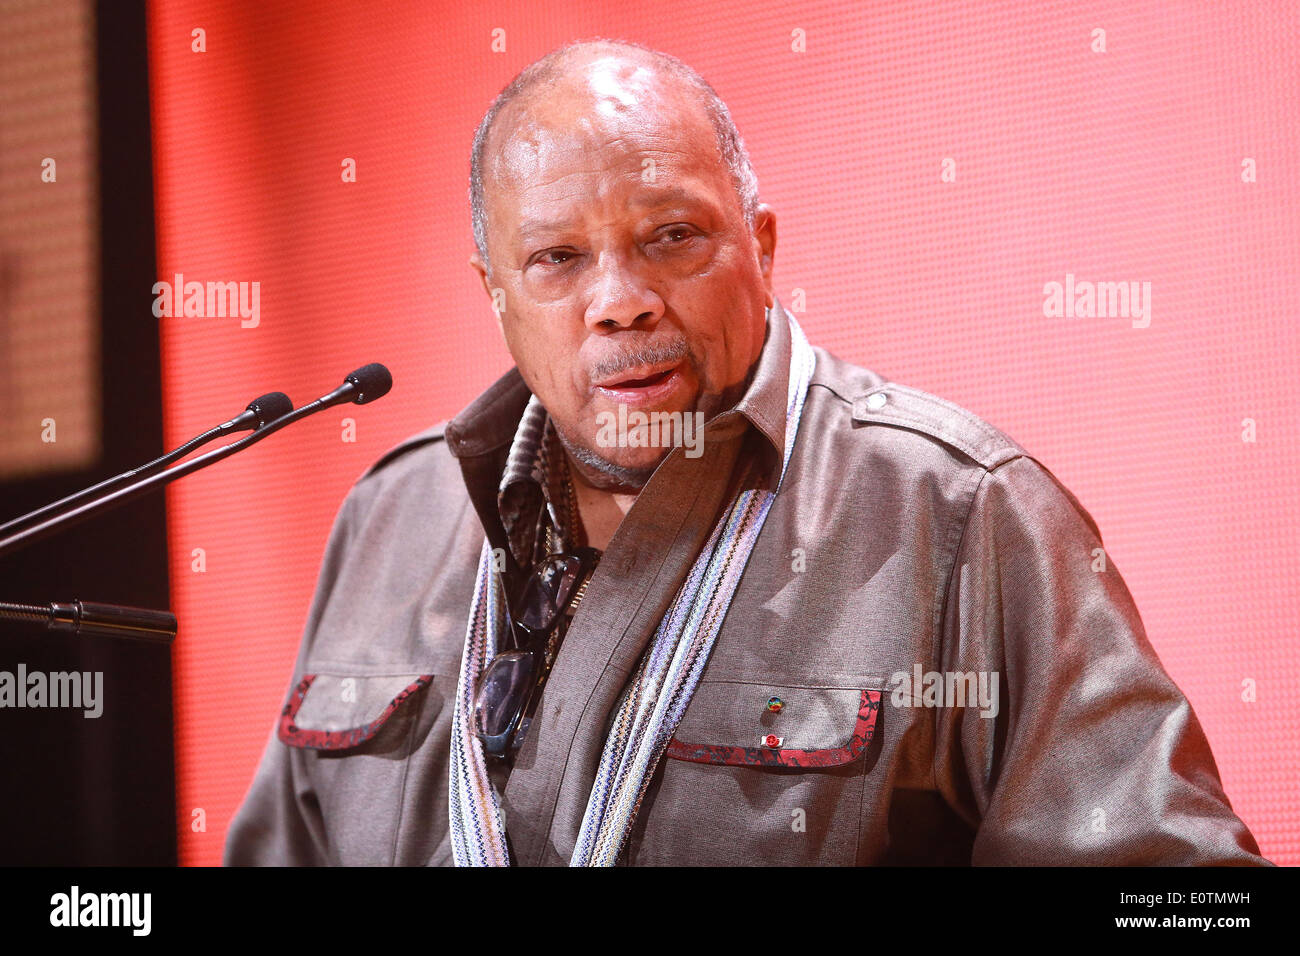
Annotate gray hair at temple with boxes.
[468,38,760,276]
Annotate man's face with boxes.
[470,56,776,489]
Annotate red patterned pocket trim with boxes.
[277,674,433,750]
[665,689,881,768]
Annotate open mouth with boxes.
[609,367,674,389]
[593,361,686,407]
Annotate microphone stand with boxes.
[0,364,390,643]
[0,392,290,540]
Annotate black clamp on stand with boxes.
[0,600,177,645]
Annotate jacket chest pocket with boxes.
[278,672,436,753]
[666,682,881,768]
[626,681,884,866]
[277,670,452,865]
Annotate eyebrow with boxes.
[627,186,713,210]
[516,188,717,245]
[517,219,578,244]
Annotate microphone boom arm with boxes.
[0,365,387,560]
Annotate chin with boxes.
[561,430,667,490]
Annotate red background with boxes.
[146,0,1299,865]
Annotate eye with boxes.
[658,225,695,244]
[532,248,577,267]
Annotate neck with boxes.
[564,449,638,551]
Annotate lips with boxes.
[592,361,687,407]
[593,361,680,390]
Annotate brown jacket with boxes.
[225,303,1269,866]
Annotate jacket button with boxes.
[865,391,888,411]
[763,734,783,748]
[766,696,784,713]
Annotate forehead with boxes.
[483,57,728,216]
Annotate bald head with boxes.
[469,39,758,274]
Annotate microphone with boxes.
[0,365,390,559]
[219,391,295,431]
[317,363,393,407]
[0,392,293,538]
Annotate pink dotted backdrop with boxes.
[146,0,1298,865]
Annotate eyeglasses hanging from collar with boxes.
[472,546,601,759]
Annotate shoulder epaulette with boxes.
[850,383,1026,471]
[851,382,1102,537]
[362,422,449,478]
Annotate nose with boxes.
[583,250,663,332]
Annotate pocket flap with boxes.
[666,684,881,768]
[278,673,433,751]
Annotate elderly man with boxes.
[225,39,1268,866]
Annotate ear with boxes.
[751,204,777,309]
[468,251,505,339]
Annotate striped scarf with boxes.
[449,308,816,866]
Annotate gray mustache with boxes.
[588,339,689,382]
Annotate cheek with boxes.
[502,313,585,409]
[700,299,756,387]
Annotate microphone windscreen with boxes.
[247,392,293,427]
[345,363,393,405]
